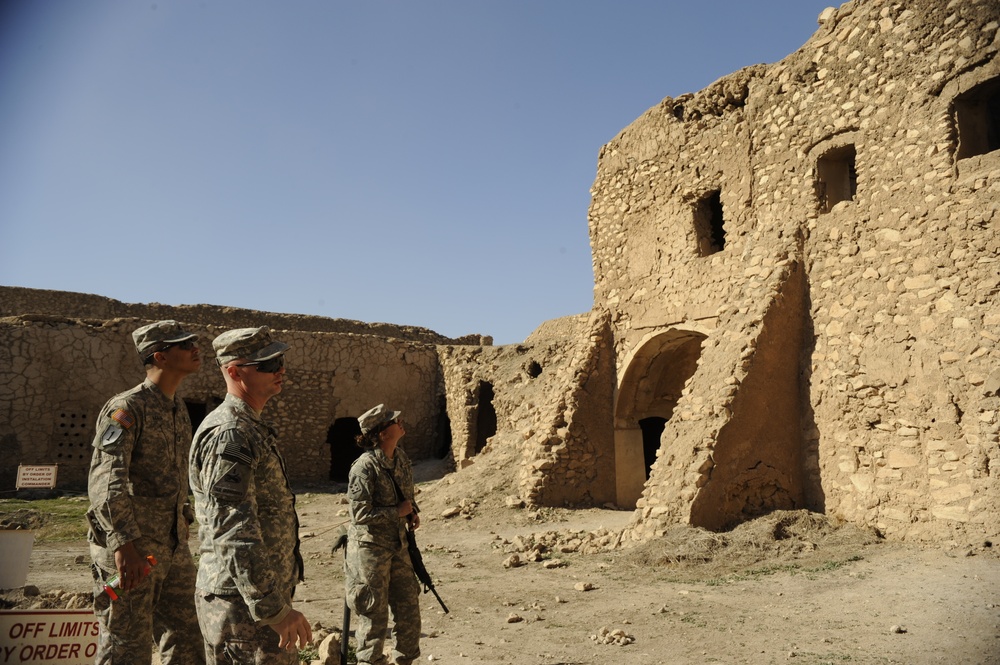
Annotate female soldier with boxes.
[344,404,421,665]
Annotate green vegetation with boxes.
[702,555,865,586]
[0,497,90,542]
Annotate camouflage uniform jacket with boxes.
[86,378,194,571]
[189,393,304,624]
[347,447,418,550]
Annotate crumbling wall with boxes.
[0,286,490,346]
[437,311,616,507]
[593,0,1000,543]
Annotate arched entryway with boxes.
[614,329,707,508]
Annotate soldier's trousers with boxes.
[92,540,204,665]
[345,539,421,665]
[196,591,298,665]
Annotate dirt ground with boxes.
[4,456,1000,665]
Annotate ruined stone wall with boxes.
[0,286,490,346]
[437,311,616,507]
[0,314,444,490]
[590,0,1000,543]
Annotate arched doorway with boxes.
[614,330,707,508]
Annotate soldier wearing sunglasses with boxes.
[86,320,205,664]
[189,326,312,663]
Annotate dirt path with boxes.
[6,465,1000,665]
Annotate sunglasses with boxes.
[144,339,196,363]
[235,355,285,373]
[378,419,403,434]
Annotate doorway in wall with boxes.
[327,417,362,482]
[638,416,667,479]
[614,330,707,508]
[184,400,208,434]
[472,381,497,454]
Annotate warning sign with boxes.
[15,466,58,490]
[0,610,99,664]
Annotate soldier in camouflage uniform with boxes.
[86,319,206,665]
[189,326,312,664]
[345,404,422,665]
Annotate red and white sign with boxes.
[15,466,58,490]
[0,610,99,664]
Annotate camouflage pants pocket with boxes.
[223,640,265,665]
[347,580,377,614]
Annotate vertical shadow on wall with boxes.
[800,270,825,511]
[689,261,815,531]
[435,395,453,460]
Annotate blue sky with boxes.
[0,1,834,345]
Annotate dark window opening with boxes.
[526,361,542,378]
[693,190,725,256]
[816,145,857,212]
[639,417,666,480]
[474,381,497,454]
[955,77,1000,160]
[327,417,362,482]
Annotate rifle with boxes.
[405,518,449,614]
[384,458,450,614]
[332,532,351,665]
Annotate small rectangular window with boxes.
[693,189,725,256]
[816,145,857,213]
[955,77,1000,160]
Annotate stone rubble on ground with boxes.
[590,626,635,646]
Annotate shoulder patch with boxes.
[101,425,124,447]
[220,438,253,466]
[111,409,135,429]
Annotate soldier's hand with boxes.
[114,542,151,592]
[397,499,414,518]
[270,608,312,651]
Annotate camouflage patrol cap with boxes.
[132,320,198,358]
[213,326,289,365]
[358,403,402,435]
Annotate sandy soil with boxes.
[5,459,1000,665]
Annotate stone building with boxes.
[2,0,998,545]
[588,0,1000,543]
